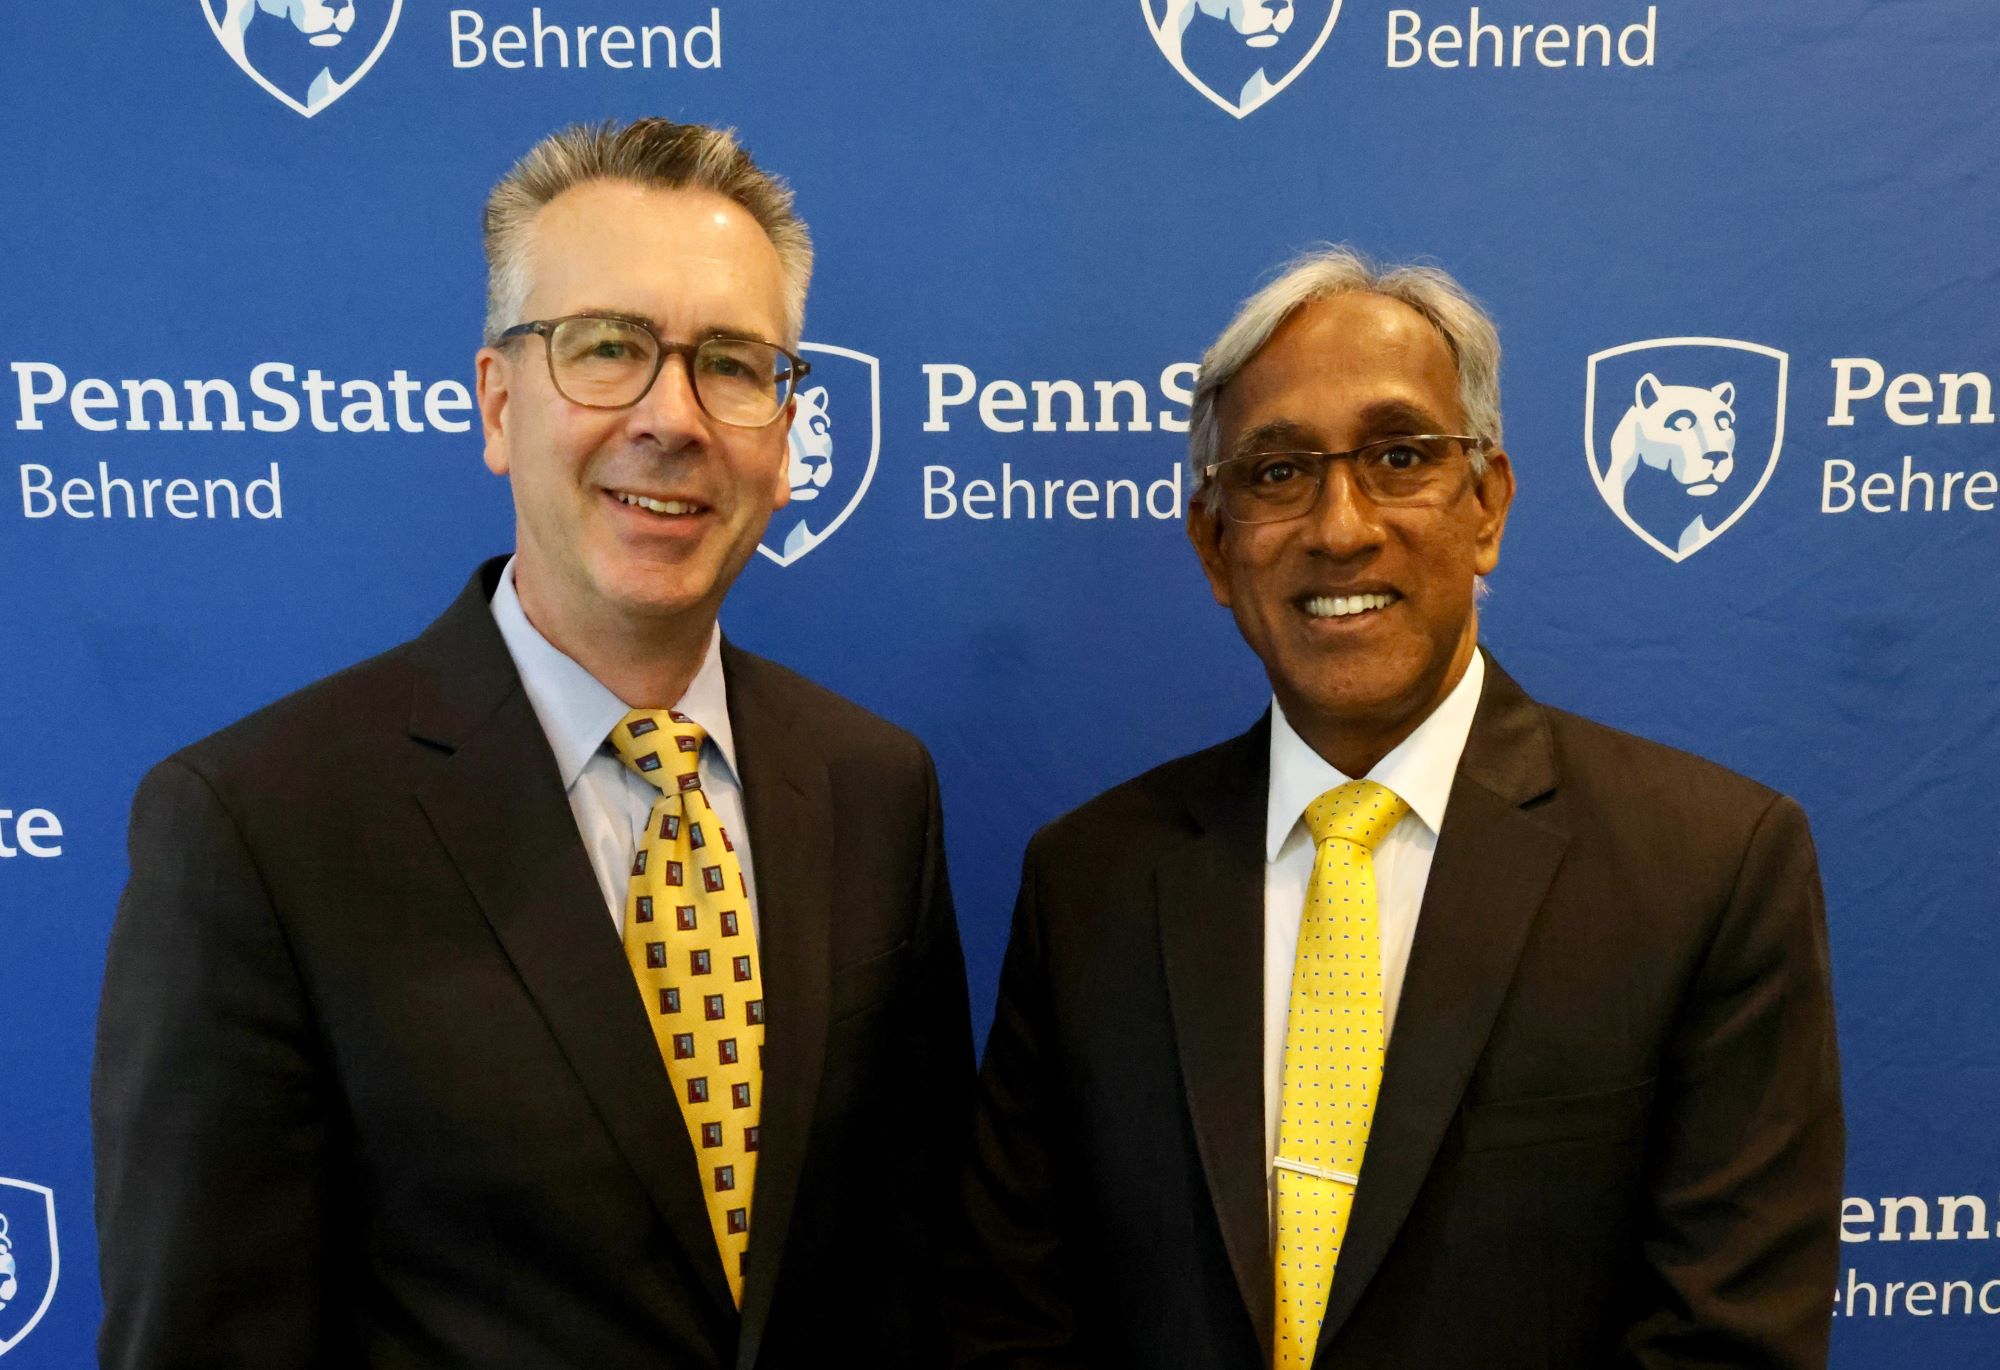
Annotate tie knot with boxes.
[610,709,707,794]
[1303,779,1408,852]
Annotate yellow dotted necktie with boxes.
[609,709,765,1307]
[1272,779,1410,1370]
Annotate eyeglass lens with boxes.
[1218,437,1466,523]
[547,318,793,424]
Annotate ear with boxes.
[1185,489,1235,609]
[1636,373,1663,409]
[1468,447,1515,577]
[769,397,796,509]
[1712,380,1735,407]
[475,347,513,477]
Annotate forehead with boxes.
[521,179,787,338]
[1218,292,1465,444]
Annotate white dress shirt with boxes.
[1262,651,1485,1184]
[489,558,760,939]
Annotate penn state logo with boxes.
[758,343,881,568]
[1585,338,1789,562]
[0,1179,58,1357]
[1142,0,1343,118]
[201,0,404,118]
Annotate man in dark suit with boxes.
[94,119,973,1369]
[952,248,1842,1368]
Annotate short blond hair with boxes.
[482,119,813,346]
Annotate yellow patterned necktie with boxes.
[1272,778,1410,1370]
[609,709,765,1307]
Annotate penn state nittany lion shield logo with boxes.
[201,0,404,118]
[0,1178,59,1358]
[757,343,881,568]
[1585,337,1789,562]
[1142,0,1343,118]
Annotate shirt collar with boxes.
[1264,649,1486,862]
[488,556,740,791]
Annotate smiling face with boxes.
[1188,292,1513,775]
[476,180,792,657]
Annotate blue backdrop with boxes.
[3,2,1996,1363]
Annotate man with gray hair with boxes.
[95,118,972,1369]
[953,247,1841,1368]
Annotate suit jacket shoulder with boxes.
[1022,723,1265,877]
[121,569,526,925]
[719,641,933,778]
[163,636,431,791]
[1516,698,1815,961]
[1536,699,1789,826]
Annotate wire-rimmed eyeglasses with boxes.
[1202,434,1490,524]
[497,314,811,429]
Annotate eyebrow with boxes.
[696,324,783,348]
[1231,402,1452,458]
[575,307,658,331]
[571,310,781,349]
[1357,399,1450,434]
[1231,420,1319,457]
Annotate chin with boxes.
[1280,655,1442,730]
[1292,681,1420,729]
[589,565,720,621]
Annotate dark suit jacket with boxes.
[953,654,1842,1369]
[94,559,975,1370]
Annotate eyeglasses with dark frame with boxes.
[1201,434,1491,525]
[497,314,811,428]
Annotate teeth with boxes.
[1304,593,1395,619]
[617,492,699,515]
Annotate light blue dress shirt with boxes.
[488,557,760,939]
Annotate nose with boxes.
[1301,459,1386,558]
[628,350,714,450]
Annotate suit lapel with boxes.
[720,644,835,1370]
[1313,655,1570,1355]
[407,564,737,1319]
[1156,719,1277,1362]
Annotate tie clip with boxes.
[1273,1157,1360,1186]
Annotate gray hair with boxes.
[482,119,813,347]
[1187,245,1503,494]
